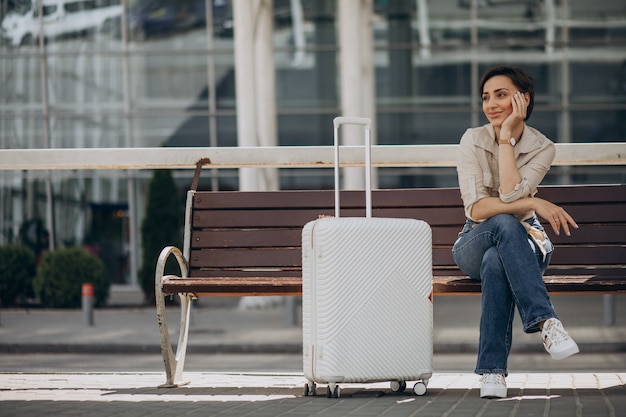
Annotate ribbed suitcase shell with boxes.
[302,117,433,395]
[302,216,433,388]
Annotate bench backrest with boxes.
[187,184,626,279]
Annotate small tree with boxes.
[0,244,37,306]
[139,169,183,304]
[34,247,109,308]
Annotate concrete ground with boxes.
[1,290,624,416]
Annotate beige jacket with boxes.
[456,123,555,221]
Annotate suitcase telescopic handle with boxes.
[332,116,372,218]
[333,117,371,130]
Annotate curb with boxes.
[1,342,624,355]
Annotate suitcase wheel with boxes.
[304,382,317,396]
[413,381,427,396]
[390,380,407,393]
[326,384,340,398]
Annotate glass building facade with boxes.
[1,0,625,284]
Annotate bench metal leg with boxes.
[284,296,299,327]
[155,246,191,388]
[603,294,616,326]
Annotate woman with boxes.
[452,65,580,399]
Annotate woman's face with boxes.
[481,75,520,128]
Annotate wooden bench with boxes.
[155,182,626,387]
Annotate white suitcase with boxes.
[302,117,433,398]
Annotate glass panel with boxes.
[160,114,237,148]
[22,0,124,45]
[124,0,206,41]
[378,111,471,145]
[275,0,338,110]
[571,62,626,105]
[45,51,125,105]
[569,1,626,49]
[0,115,47,148]
[526,109,560,143]
[279,166,460,191]
[128,50,210,111]
[48,114,125,147]
[378,167,458,189]
[571,110,625,143]
[427,0,471,51]
[278,113,334,146]
[476,1,546,52]
[545,165,626,186]
[280,168,331,190]
[375,1,472,146]
[0,49,48,147]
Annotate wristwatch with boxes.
[498,137,516,146]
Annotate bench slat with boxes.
[536,184,626,204]
[190,269,301,278]
[193,188,465,209]
[188,247,626,270]
[192,229,302,248]
[431,246,626,267]
[192,185,626,209]
[188,268,626,279]
[431,275,626,295]
[192,203,625,228]
[549,224,626,244]
[162,275,626,296]
[192,205,624,230]
[549,246,626,265]
[192,207,466,228]
[190,224,626,250]
[561,204,626,223]
[162,277,302,296]
[191,248,301,268]
[432,266,626,277]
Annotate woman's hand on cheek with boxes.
[502,91,527,133]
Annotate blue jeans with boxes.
[451,214,556,376]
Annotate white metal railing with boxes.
[0,143,625,171]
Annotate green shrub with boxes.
[139,169,182,304]
[0,244,36,306]
[33,247,109,308]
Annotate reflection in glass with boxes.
[1,0,626,280]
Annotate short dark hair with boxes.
[479,65,535,120]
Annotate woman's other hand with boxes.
[532,197,578,236]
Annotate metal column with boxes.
[338,0,376,190]
[233,0,278,192]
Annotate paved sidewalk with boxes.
[1,372,625,417]
[0,293,624,355]
[1,292,625,416]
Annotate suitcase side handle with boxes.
[333,116,372,218]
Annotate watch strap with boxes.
[498,137,516,146]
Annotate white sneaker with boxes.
[541,318,580,360]
[480,373,507,399]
